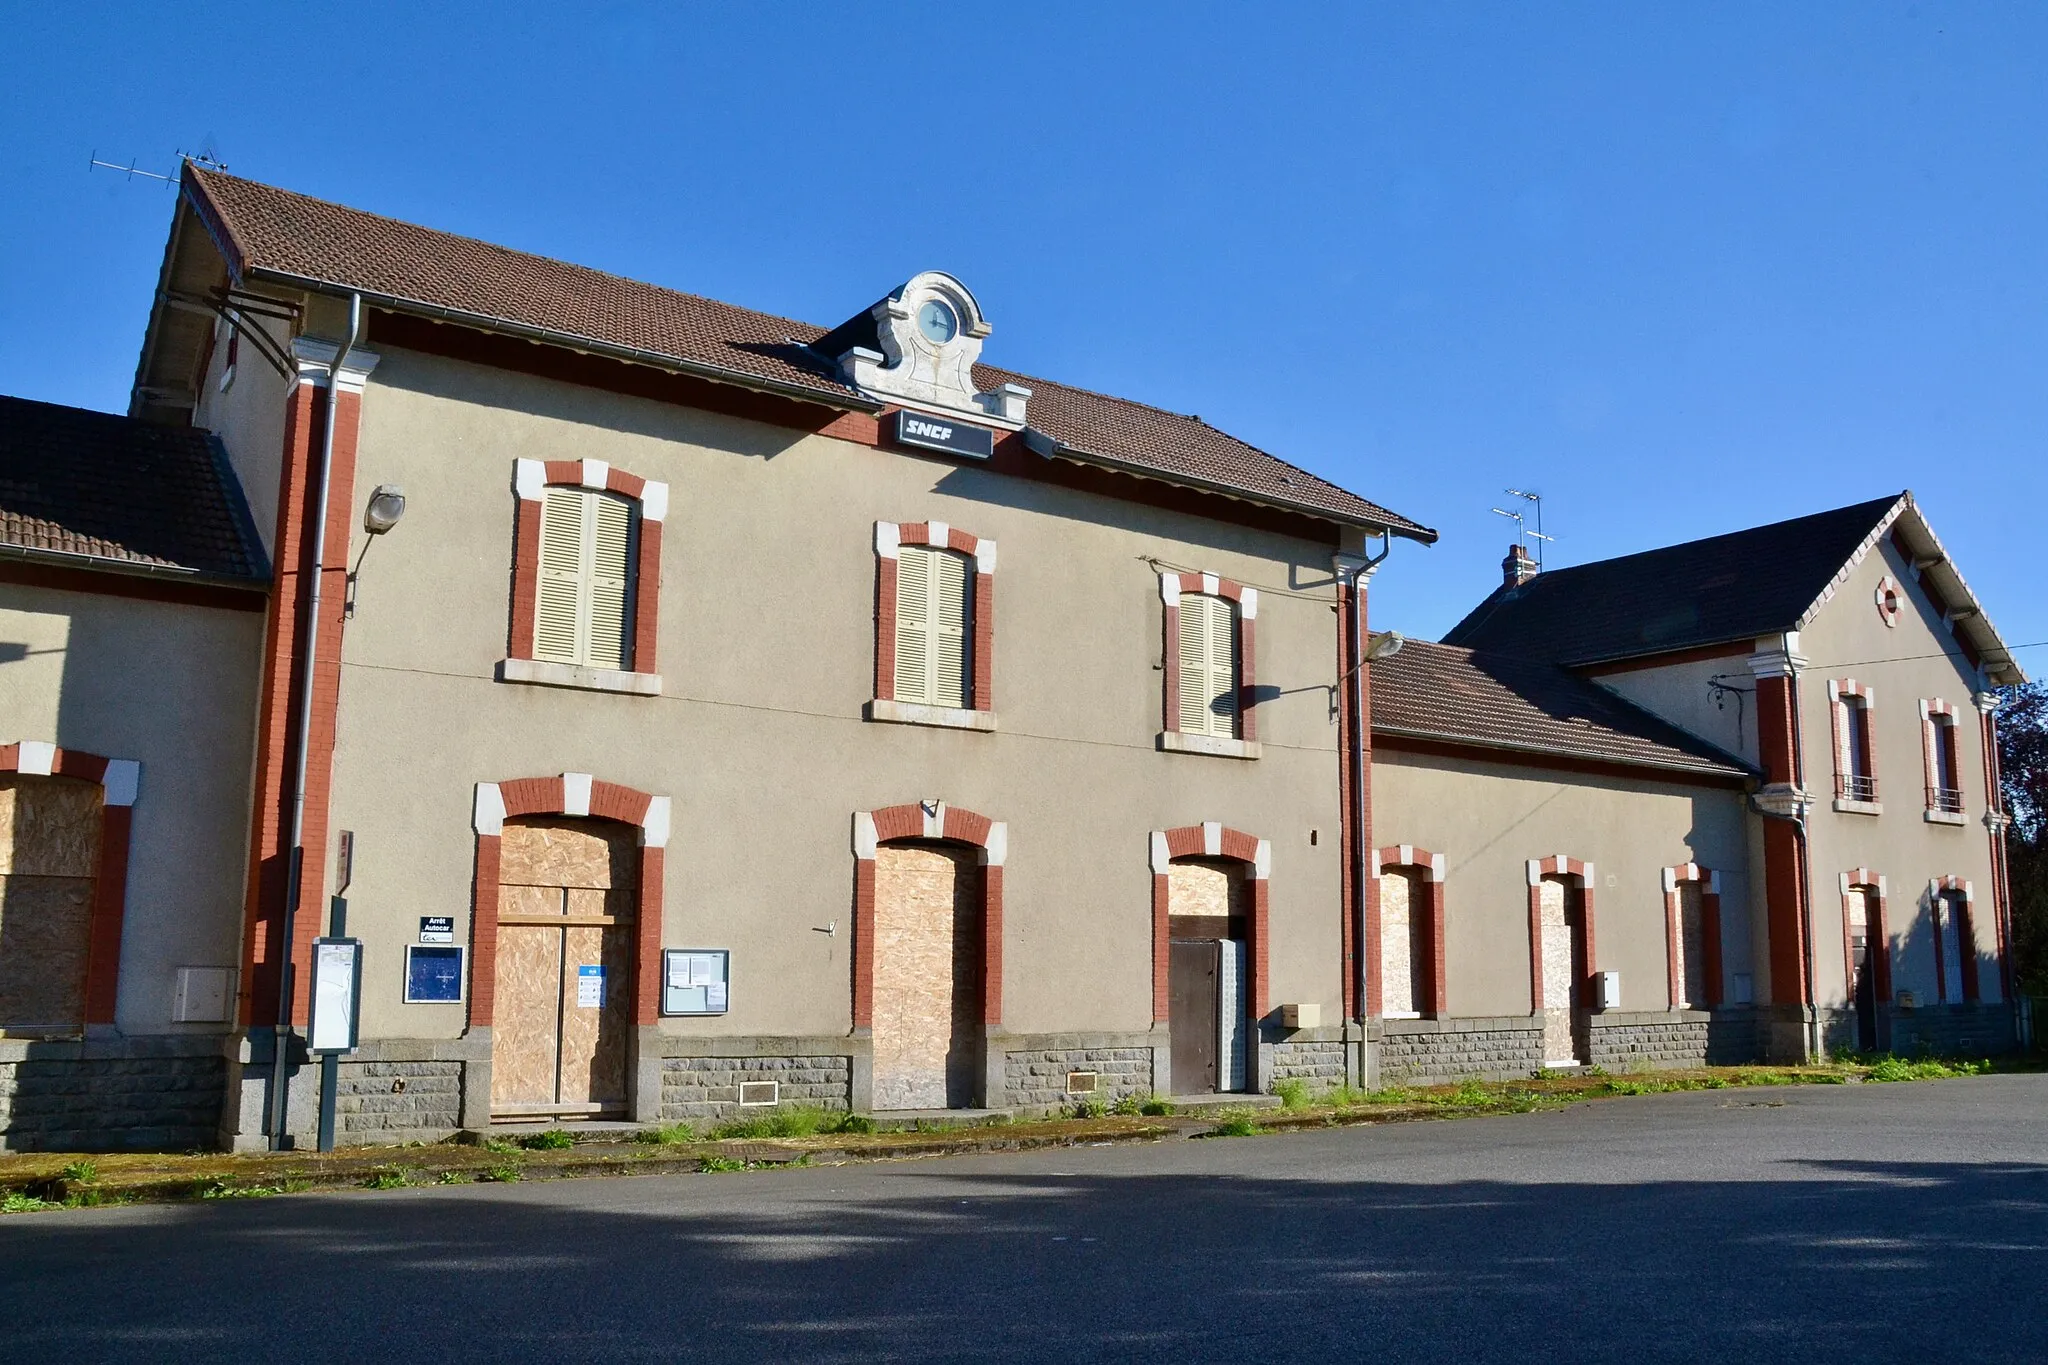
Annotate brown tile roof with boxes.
[182,166,1431,539]
[0,396,267,582]
[1371,638,1751,780]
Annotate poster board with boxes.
[308,937,362,1053]
[404,945,465,1004]
[662,949,730,1016]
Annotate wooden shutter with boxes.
[587,493,634,670]
[535,488,586,665]
[1177,594,1238,737]
[533,486,635,669]
[894,545,972,707]
[894,546,931,703]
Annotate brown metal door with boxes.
[1170,939,1219,1095]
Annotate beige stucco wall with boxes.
[1372,750,1756,1016]
[0,584,263,1033]
[322,345,1351,1044]
[1592,651,1759,768]
[191,309,292,558]
[1796,535,2004,1006]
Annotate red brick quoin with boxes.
[469,774,671,1030]
[0,741,141,1029]
[851,802,1007,1030]
[508,459,668,673]
[1148,823,1272,1024]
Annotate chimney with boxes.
[1503,543,1538,588]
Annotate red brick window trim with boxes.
[1660,863,1724,1010]
[1159,571,1259,743]
[1839,869,1893,1010]
[1829,679,1878,804]
[507,458,667,677]
[1919,698,1964,818]
[0,741,141,1030]
[469,774,671,1030]
[1524,854,1597,1013]
[872,522,997,715]
[1149,823,1272,1024]
[852,803,1008,1030]
[1928,874,1979,1004]
[1369,846,1446,1019]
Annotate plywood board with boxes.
[499,883,564,921]
[0,875,93,1029]
[1676,882,1706,1009]
[1167,858,1243,920]
[1380,868,1418,1016]
[498,818,635,890]
[556,923,629,1109]
[0,775,102,879]
[1539,876,1575,1063]
[491,924,563,1110]
[872,843,981,1110]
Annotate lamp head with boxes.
[363,485,407,535]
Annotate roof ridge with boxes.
[1515,492,1905,582]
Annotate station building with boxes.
[0,166,2023,1149]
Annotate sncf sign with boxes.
[893,409,996,460]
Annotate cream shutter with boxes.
[587,493,634,670]
[535,488,586,665]
[1177,594,1238,737]
[931,548,970,708]
[894,546,931,702]
[893,545,972,707]
[531,486,636,669]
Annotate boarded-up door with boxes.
[1380,867,1428,1017]
[872,843,982,1110]
[492,819,637,1118]
[0,775,102,1034]
[1538,875,1588,1065]
[1847,889,1878,1052]
[1674,881,1706,1009]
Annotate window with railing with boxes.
[1835,689,1878,803]
[1923,703,1964,817]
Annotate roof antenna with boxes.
[1490,487,1553,571]
[87,152,177,186]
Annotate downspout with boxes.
[267,292,363,1150]
[1344,534,1392,1030]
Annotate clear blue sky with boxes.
[3,3,2043,654]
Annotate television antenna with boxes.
[87,148,230,188]
[1490,487,1553,571]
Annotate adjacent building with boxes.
[0,166,2023,1150]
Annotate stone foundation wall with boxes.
[332,1060,465,1142]
[1005,1046,1151,1112]
[0,1037,227,1152]
[1375,1017,1544,1082]
[1586,1010,1767,1070]
[1265,1032,1347,1091]
[1889,1003,2016,1058]
[660,1054,852,1120]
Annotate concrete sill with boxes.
[1157,731,1262,761]
[1832,798,1883,816]
[497,658,663,696]
[1923,808,1968,826]
[866,699,998,732]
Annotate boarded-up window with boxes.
[0,775,102,1033]
[894,545,972,708]
[872,843,983,1110]
[535,486,636,671]
[1674,881,1706,1008]
[1380,867,1427,1017]
[1177,593,1239,738]
[1935,890,1970,1005]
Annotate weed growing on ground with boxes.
[481,1138,520,1154]
[437,1171,472,1185]
[1209,1107,1262,1137]
[365,1169,412,1190]
[201,1179,283,1199]
[1140,1095,1176,1116]
[477,1166,522,1183]
[1072,1096,1107,1119]
[517,1129,576,1151]
[1109,1093,1142,1116]
[636,1121,697,1145]
[834,1113,876,1134]
[2,1192,57,1213]
[1362,1086,1417,1105]
[60,1160,97,1183]
[1271,1078,1312,1110]
[1866,1056,1990,1083]
[698,1155,748,1173]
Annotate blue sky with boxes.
[3,3,2043,654]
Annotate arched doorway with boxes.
[1528,856,1596,1066]
[1150,824,1270,1098]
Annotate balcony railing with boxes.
[1836,773,1879,803]
[1926,785,1965,815]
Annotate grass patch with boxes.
[60,1159,98,1183]
[481,1138,521,1154]
[437,1171,473,1185]
[1866,1055,1990,1083]
[1208,1106,1262,1137]
[1072,1096,1107,1119]
[698,1155,749,1173]
[516,1129,576,1151]
[1271,1078,1313,1110]
[2,1192,57,1214]
[709,1106,869,1140]
[635,1121,697,1145]
[365,1169,413,1190]
[200,1179,289,1199]
[477,1165,522,1183]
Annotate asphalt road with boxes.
[4,1075,2045,1364]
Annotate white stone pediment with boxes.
[833,271,1028,428]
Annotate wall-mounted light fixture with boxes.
[363,485,407,535]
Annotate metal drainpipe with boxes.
[1345,535,1391,1030]
[267,293,363,1151]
